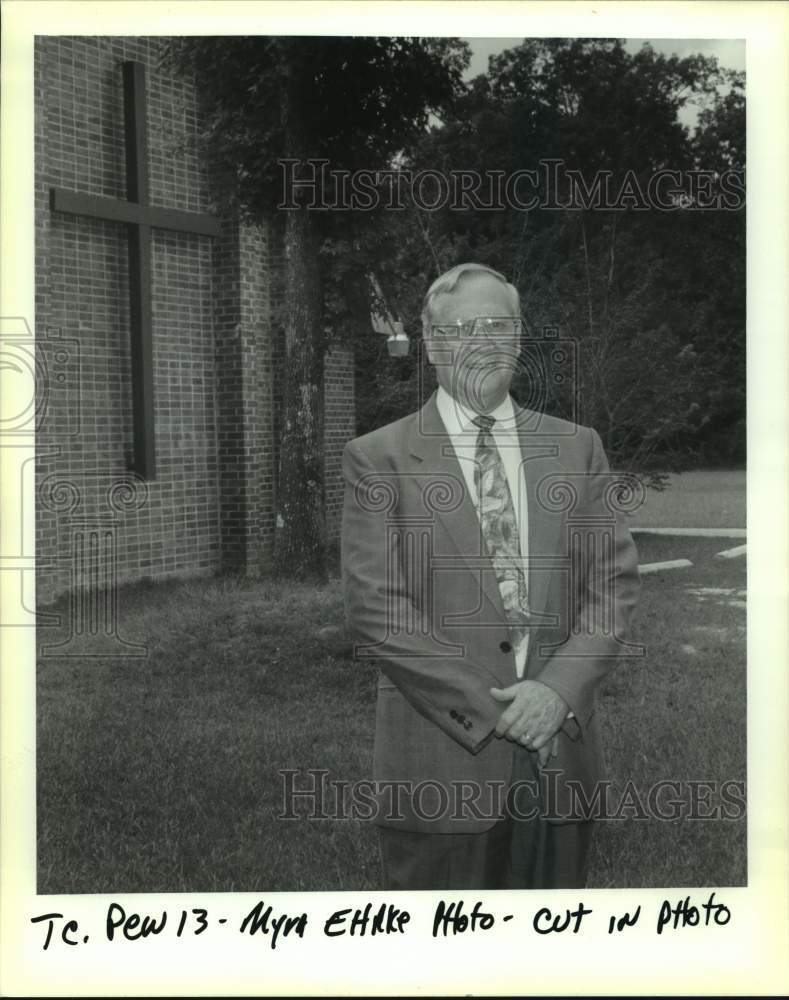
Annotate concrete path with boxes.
[639,559,693,574]
[631,527,746,538]
[715,544,747,560]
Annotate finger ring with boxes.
[520,734,531,745]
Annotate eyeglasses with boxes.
[431,316,523,340]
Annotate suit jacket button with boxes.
[450,709,458,718]
[464,721,472,730]
[500,640,512,654]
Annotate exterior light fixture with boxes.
[369,274,409,357]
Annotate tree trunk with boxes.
[274,45,327,580]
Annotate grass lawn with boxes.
[628,469,746,528]
[591,532,746,887]
[37,534,746,892]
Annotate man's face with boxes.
[425,273,521,414]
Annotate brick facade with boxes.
[324,343,356,544]
[35,36,354,605]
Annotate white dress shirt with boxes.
[435,385,530,676]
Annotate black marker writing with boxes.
[433,900,496,936]
[30,912,82,950]
[533,903,593,935]
[608,906,641,933]
[239,901,308,949]
[324,902,410,937]
[106,903,167,941]
[656,892,731,934]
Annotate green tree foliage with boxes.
[165,37,469,577]
[166,36,745,554]
[355,40,745,477]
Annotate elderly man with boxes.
[342,262,640,890]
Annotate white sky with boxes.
[464,37,745,78]
[462,38,744,129]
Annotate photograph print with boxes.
[33,33,746,894]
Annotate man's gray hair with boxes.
[421,262,520,337]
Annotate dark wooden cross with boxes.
[50,60,221,480]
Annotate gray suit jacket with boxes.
[341,389,641,832]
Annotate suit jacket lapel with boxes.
[408,391,505,619]
[408,392,567,649]
[515,405,563,629]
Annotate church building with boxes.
[35,35,356,606]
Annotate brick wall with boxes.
[214,218,278,573]
[36,36,247,604]
[35,36,355,606]
[324,343,356,543]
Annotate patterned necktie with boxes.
[472,414,530,651]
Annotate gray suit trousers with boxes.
[378,745,593,890]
